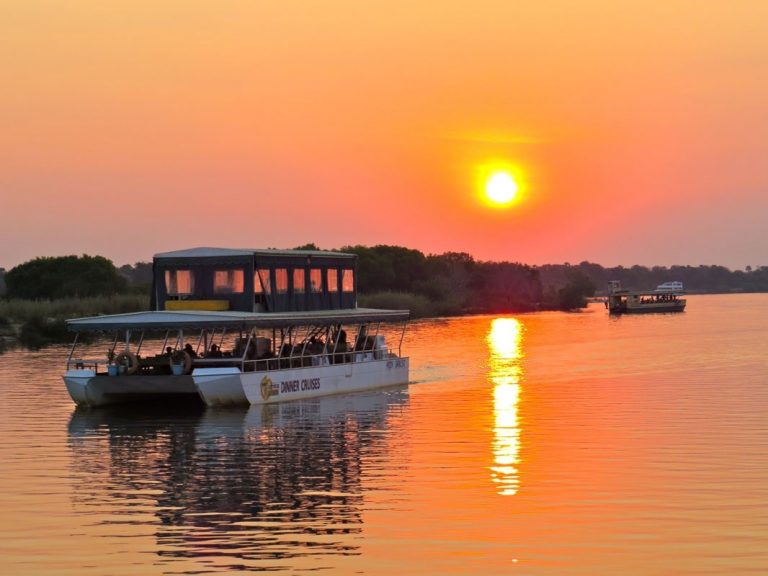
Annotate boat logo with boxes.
[260,376,274,401]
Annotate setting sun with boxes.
[485,171,519,205]
[474,161,526,210]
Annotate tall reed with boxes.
[359,291,461,318]
[0,294,149,323]
[0,294,150,349]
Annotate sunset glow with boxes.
[1,2,766,268]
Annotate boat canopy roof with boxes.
[611,288,685,296]
[153,247,355,260]
[66,308,409,332]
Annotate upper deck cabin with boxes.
[151,247,357,313]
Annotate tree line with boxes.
[3,249,767,316]
[537,261,768,295]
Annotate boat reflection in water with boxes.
[487,318,524,496]
[67,387,409,571]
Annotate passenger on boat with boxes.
[232,337,243,358]
[355,326,368,351]
[307,336,324,355]
[208,344,222,358]
[184,343,198,358]
[337,330,347,349]
[336,330,350,363]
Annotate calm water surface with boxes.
[1,294,767,574]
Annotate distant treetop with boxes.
[5,255,128,300]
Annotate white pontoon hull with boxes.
[63,370,199,407]
[194,357,409,407]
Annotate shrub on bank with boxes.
[0,294,150,351]
[18,316,69,350]
[5,255,128,299]
[359,291,462,318]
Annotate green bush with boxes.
[18,316,69,350]
[358,291,460,318]
[555,270,596,310]
[5,255,128,299]
[0,294,149,350]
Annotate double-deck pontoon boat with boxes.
[606,280,686,314]
[63,248,409,407]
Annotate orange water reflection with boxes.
[487,318,524,495]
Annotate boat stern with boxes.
[63,369,105,406]
[193,367,249,406]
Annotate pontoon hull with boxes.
[194,357,409,407]
[63,370,200,407]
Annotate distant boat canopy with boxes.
[656,281,684,292]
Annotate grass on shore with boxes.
[359,290,462,318]
[0,294,149,323]
[0,294,149,350]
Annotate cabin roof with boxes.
[66,308,409,332]
[611,289,685,296]
[153,247,355,259]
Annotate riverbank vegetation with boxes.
[0,294,149,349]
[4,255,129,299]
[344,245,582,315]
[537,261,768,295]
[2,247,766,350]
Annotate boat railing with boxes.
[67,358,109,371]
[234,344,399,373]
[67,347,400,374]
[68,345,403,375]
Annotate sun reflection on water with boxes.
[487,318,523,496]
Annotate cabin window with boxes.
[310,268,322,293]
[214,269,244,294]
[327,268,339,292]
[165,269,194,296]
[275,268,288,293]
[255,269,271,295]
[293,268,305,294]
[342,269,354,293]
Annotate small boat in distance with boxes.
[606,280,686,314]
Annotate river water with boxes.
[1,294,767,575]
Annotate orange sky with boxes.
[2,1,767,269]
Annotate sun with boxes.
[485,170,520,206]
[485,171,519,205]
[475,162,526,209]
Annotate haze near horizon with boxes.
[2,1,767,270]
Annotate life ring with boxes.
[114,351,139,375]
